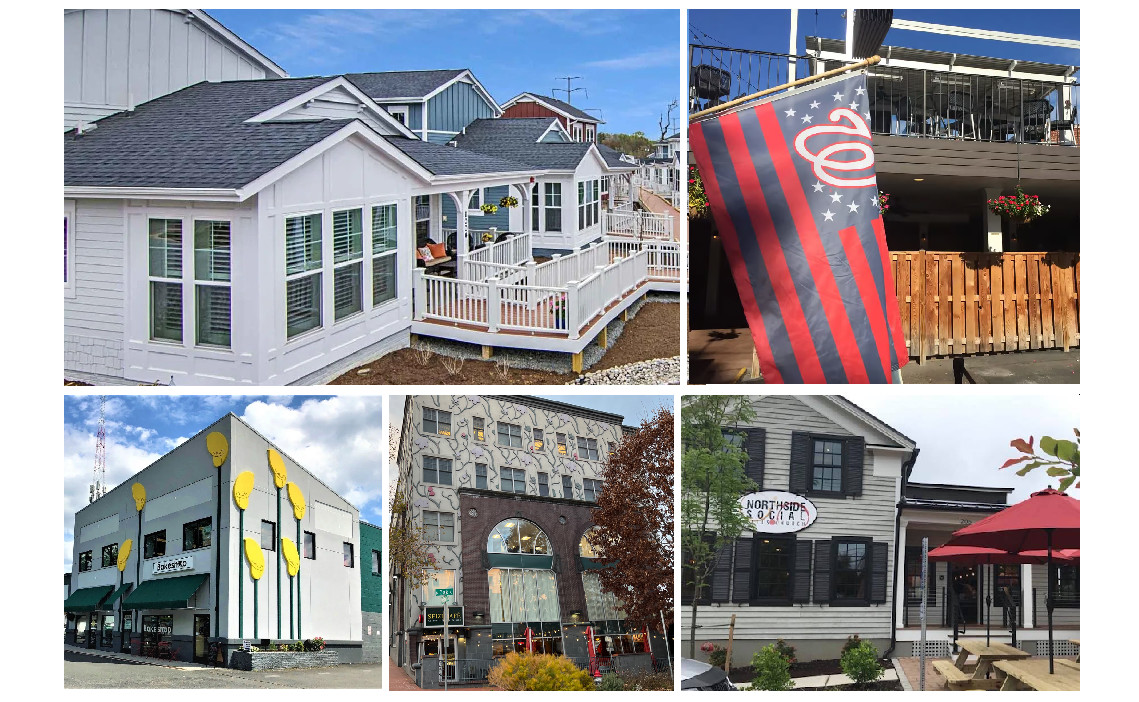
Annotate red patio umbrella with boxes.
[584,625,599,678]
[524,626,534,653]
[945,488,1080,673]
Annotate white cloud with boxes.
[582,47,677,71]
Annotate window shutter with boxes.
[871,541,889,603]
[731,536,752,603]
[789,431,811,494]
[792,539,813,603]
[710,542,733,603]
[843,436,866,497]
[682,532,715,606]
[812,539,832,604]
[745,428,766,488]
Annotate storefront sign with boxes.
[425,606,464,627]
[242,640,251,652]
[152,555,193,575]
[740,491,817,533]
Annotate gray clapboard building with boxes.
[64,413,363,665]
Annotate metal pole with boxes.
[277,487,282,640]
[1047,529,1054,674]
[919,537,928,691]
[297,521,302,639]
[443,598,449,692]
[660,610,673,674]
[215,475,221,639]
[238,510,244,640]
[985,557,991,646]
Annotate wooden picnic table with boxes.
[954,639,1031,679]
[994,659,1080,691]
[1069,639,1080,662]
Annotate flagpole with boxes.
[690,55,882,122]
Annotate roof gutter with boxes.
[886,446,920,659]
[63,186,245,201]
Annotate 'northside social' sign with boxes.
[740,491,817,533]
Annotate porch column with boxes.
[512,182,531,236]
[447,190,472,268]
[1021,564,1035,629]
[983,187,1003,252]
[895,519,909,628]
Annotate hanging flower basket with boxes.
[875,191,891,214]
[499,195,519,208]
[480,203,499,215]
[987,186,1051,224]
[688,165,709,218]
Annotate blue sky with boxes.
[689,9,1080,70]
[206,8,681,137]
[63,395,384,569]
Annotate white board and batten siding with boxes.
[64,9,284,130]
[258,134,417,385]
[684,396,907,652]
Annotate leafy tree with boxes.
[681,396,758,658]
[1000,429,1080,492]
[591,406,674,632]
[751,644,794,691]
[599,131,654,159]
[388,491,435,590]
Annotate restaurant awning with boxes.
[64,585,114,612]
[102,582,133,609]
[122,573,208,610]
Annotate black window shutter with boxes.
[682,532,716,606]
[792,539,813,603]
[731,536,753,603]
[789,431,811,494]
[812,539,832,604]
[871,541,889,603]
[843,436,865,497]
[710,541,734,603]
[745,428,766,488]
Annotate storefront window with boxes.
[812,439,844,494]
[183,517,212,550]
[140,614,173,657]
[904,546,937,605]
[751,537,792,602]
[832,540,868,602]
[1056,565,1080,606]
[101,614,115,647]
[422,570,456,606]
[582,571,625,620]
[487,568,559,622]
[144,530,166,558]
[491,621,563,657]
[487,518,550,555]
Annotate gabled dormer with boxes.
[244,76,418,138]
[346,69,501,143]
[537,119,574,143]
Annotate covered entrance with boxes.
[140,614,173,658]
[949,563,981,626]
[194,614,211,663]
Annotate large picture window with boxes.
[183,517,212,551]
[487,568,559,623]
[149,218,183,342]
[544,183,562,232]
[832,539,869,603]
[582,571,625,621]
[332,208,364,321]
[497,422,522,448]
[371,204,398,307]
[101,543,118,568]
[422,456,452,485]
[487,518,550,555]
[501,468,526,494]
[812,439,844,494]
[194,220,231,347]
[423,407,451,435]
[751,537,793,603]
[285,213,322,338]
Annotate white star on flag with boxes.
[849,101,861,111]
[822,210,836,222]
[785,107,796,117]
[864,112,872,120]
[801,114,813,124]
[829,191,843,203]
[833,91,845,102]
[855,86,866,96]
[810,100,821,109]
[848,201,860,213]
[812,181,825,192]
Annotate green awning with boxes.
[122,573,208,610]
[102,582,133,609]
[487,553,554,569]
[64,585,114,612]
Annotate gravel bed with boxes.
[569,356,681,385]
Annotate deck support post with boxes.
[412,268,426,321]
[481,345,494,359]
[572,351,584,374]
[621,309,629,322]
[598,327,608,350]
[487,278,500,332]
[566,280,581,339]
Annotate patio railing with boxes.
[603,209,675,240]
[460,232,532,279]
[414,238,680,339]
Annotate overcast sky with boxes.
[63,395,384,571]
[839,392,1080,503]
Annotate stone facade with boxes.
[229,649,340,671]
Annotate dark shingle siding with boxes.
[345,70,466,100]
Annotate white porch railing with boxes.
[602,209,675,241]
[460,232,532,279]
[413,238,680,339]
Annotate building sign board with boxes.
[425,606,464,627]
[435,588,454,598]
[740,491,817,533]
[152,555,193,575]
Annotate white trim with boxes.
[63,186,243,201]
[64,200,76,298]
[811,48,1078,82]
[244,77,417,139]
[386,105,410,127]
[422,69,503,116]
[536,119,572,143]
[889,19,1080,49]
[501,93,603,124]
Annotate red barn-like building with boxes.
[501,92,603,143]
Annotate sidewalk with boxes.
[735,665,899,690]
[387,659,493,691]
[63,644,210,670]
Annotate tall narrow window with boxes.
[561,475,574,499]
[475,463,488,489]
[149,218,183,342]
[371,550,381,575]
[544,183,562,231]
[371,204,397,306]
[144,530,166,558]
[64,203,75,295]
[261,520,277,551]
[303,531,316,559]
[332,208,363,320]
[285,213,322,338]
[812,439,844,494]
[556,433,568,456]
[531,183,540,231]
[101,543,118,568]
[532,428,544,451]
[537,472,549,497]
[194,220,231,347]
[832,539,869,603]
[473,417,486,442]
[78,551,92,572]
[578,180,600,229]
[343,542,354,568]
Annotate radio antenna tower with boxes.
[90,395,108,503]
[552,76,587,105]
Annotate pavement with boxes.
[688,328,1080,384]
[735,665,899,690]
[63,647,382,688]
[387,659,492,691]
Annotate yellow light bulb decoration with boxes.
[287,482,306,520]
[131,483,146,512]
[206,431,229,468]
[233,471,255,510]
[244,537,265,580]
[268,448,288,489]
[281,538,300,577]
[118,539,133,572]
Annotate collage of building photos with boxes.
[60,6,1082,695]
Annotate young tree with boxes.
[658,99,678,142]
[388,490,435,590]
[681,396,758,658]
[590,406,674,632]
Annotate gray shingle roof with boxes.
[511,93,601,122]
[596,143,637,170]
[383,137,535,176]
[64,77,346,189]
[452,118,594,171]
[345,70,466,100]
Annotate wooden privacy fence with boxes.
[890,251,1080,363]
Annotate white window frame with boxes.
[192,219,232,348]
[586,125,595,142]
[64,200,76,298]
[573,122,583,141]
[422,510,455,543]
[331,207,364,322]
[370,201,398,309]
[466,188,483,215]
[497,422,523,448]
[387,105,409,126]
[148,217,185,344]
[544,183,562,232]
[284,210,324,340]
[577,179,600,230]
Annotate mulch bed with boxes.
[587,302,679,372]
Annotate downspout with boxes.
[885,447,920,658]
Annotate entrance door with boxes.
[120,612,133,653]
[193,615,211,663]
[950,564,980,625]
[101,613,115,648]
[86,614,98,649]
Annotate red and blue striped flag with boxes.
[690,72,908,383]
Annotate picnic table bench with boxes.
[994,658,1080,691]
[933,639,1031,690]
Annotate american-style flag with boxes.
[691,72,908,383]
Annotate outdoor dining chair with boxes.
[1020,99,1053,142]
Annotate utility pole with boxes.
[552,76,586,105]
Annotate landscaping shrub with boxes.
[619,671,674,691]
[303,637,325,652]
[705,643,727,668]
[751,644,794,691]
[488,651,594,691]
[599,672,624,691]
[840,634,863,658]
[839,640,884,686]
[772,639,797,666]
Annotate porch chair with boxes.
[1021,100,1053,142]
[945,91,976,139]
[893,95,914,135]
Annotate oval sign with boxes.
[740,491,818,533]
